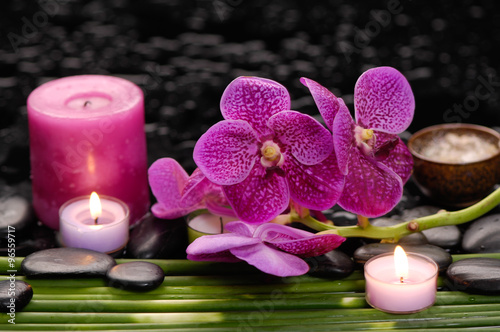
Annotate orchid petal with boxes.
[205,201,237,218]
[372,131,399,162]
[179,169,215,208]
[181,169,232,215]
[268,111,333,165]
[187,251,242,263]
[230,243,310,277]
[354,66,415,134]
[193,120,259,185]
[186,232,261,255]
[338,149,403,217]
[255,223,345,256]
[150,204,192,220]
[300,77,344,130]
[332,104,356,175]
[148,158,194,219]
[254,222,317,241]
[268,234,346,258]
[283,152,344,211]
[221,77,291,137]
[380,137,414,184]
[223,164,289,224]
[224,220,257,237]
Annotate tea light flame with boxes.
[394,245,409,282]
[89,192,102,223]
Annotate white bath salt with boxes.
[420,132,499,163]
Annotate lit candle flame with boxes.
[394,245,409,283]
[89,192,102,224]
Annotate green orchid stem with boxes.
[296,186,500,241]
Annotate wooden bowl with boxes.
[408,123,500,208]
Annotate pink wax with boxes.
[364,252,438,314]
[27,75,150,230]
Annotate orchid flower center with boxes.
[260,141,285,168]
[354,126,376,155]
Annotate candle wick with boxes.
[84,100,92,107]
[219,217,223,234]
[94,217,98,225]
[400,276,404,284]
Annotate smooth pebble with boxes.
[107,261,164,291]
[446,258,500,294]
[462,214,500,253]
[306,250,354,278]
[21,248,116,278]
[0,280,33,313]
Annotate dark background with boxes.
[1,0,499,194]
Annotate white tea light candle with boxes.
[364,246,438,314]
[187,213,239,243]
[60,193,129,253]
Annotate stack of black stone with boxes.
[1,0,500,302]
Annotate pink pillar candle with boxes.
[27,75,150,229]
[60,194,129,253]
[364,251,438,314]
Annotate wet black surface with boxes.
[0,279,33,312]
[0,1,499,257]
[21,247,116,278]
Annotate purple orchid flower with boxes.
[186,221,346,277]
[302,67,415,217]
[148,158,234,219]
[193,77,344,224]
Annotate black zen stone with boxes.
[0,195,34,234]
[421,225,461,249]
[0,280,33,313]
[0,224,56,257]
[107,261,164,291]
[353,243,452,273]
[462,214,500,253]
[127,214,188,259]
[306,250,354,279]
[21,248,116,278]
[370,217,427,245]
[446,258,500,294]
[401,206,460,248]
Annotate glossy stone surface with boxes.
[371,206,461,248]
[21,248,116,278]
[422,225,461,249]
[305,250,354,278]
[107,261,164,291]
[446,258,500,294]
[462,214,500,253]
[400,205,441,220]
[353,243,452,273]
[0,280,33,313]
[370,217,427,245]
[0,195,33,234]
[0,224,56,257]
[127,214,188,259]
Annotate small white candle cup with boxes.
[186,212,239,243]
[59,195,130,254]
[364,252,438,314]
